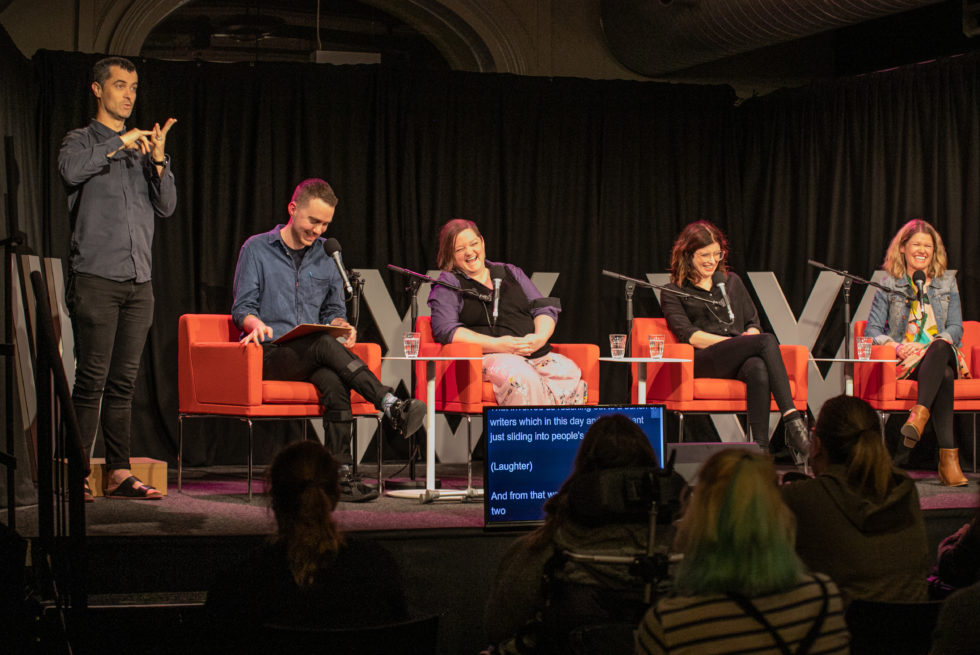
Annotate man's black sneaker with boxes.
[339,479,379,502]
[386,398,425,437]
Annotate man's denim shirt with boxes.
[231,225,346,339]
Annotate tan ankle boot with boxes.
[901,404,930,448]
[939,448,968,487]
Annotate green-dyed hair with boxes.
[672,449,803,597]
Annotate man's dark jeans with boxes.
[68,274,153,471]
[262,332,391,458]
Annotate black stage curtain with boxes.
[736,54,980,333]
[23,49,980,467]
[0,25,44,506]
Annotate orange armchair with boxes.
[630,318,808,442]
[178,314,382,499]
[413,316,600,411]
[411,316,600,489]
[853,320,980,463]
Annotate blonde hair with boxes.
[673,449,803,596]
[882,219,947,279]
[814,395,893,502]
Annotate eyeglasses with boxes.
[694,250,727,262]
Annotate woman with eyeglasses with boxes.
[659,221,809,461]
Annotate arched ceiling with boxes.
[106,0,503,72]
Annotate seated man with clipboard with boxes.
[232,178,425,466]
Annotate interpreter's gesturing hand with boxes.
[150,117,177,162]
[240,323,273,345]
[112,128,153,156]
[331,318,357,348]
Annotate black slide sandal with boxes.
[106,475,163,500]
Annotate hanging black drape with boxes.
[0,25,44,506]
[736,54,980,326]
[21,48,980,467]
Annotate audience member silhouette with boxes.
[203,441,407,652]
[930,578,980,655]
[636,449,849,654]
[780,394,930,606]
[484,414,674,654]
[932,485,980,593]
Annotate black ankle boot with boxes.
[891,441,913,467]
[783,415,811,467]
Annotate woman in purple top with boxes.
[427,219,587,405]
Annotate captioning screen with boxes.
[483,404,665,528]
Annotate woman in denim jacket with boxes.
[866,219,970,486]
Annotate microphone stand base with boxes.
[384,478,439,490]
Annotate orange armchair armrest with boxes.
[779,344,808,403]
[550,343,600,404]
[647,343,695,402]
[854,346,899,401]
[189,342,264,406]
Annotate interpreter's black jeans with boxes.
[911,340,957,449]
[262,333,392,457]
[68,274,154,471]
[693,333,796,446]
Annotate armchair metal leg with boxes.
[178,415,184,493]
[349,415,383,490]
[376,417,383,492]
[466,415,472,491]
[463,415,483,499]
[246,418,254,502]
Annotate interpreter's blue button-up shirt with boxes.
[58,119,177,283]
[231,225,347,339]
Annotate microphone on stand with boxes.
[323,238,353,295]
[912,270,926,302]
[712,270,735,322]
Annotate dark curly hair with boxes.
[669,220,729,286]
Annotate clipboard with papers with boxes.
[272,323,351,344]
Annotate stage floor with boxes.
[10,461,979,539]
[12,463,488,538]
